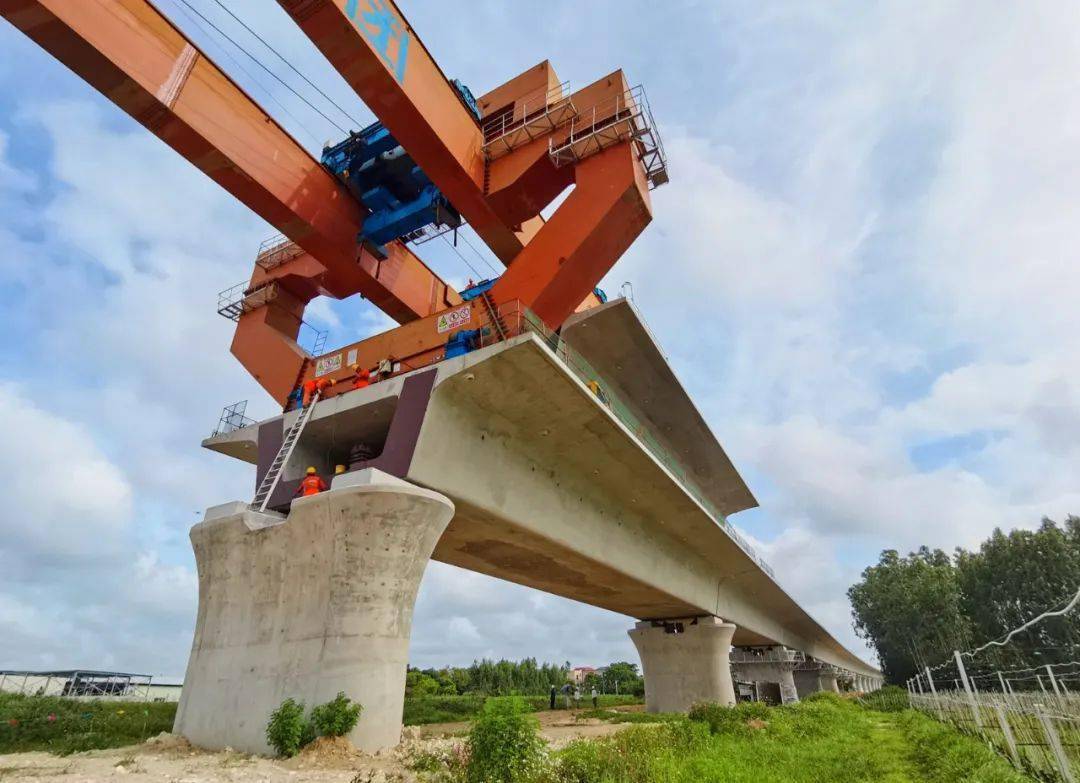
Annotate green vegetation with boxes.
[309,691,362,737]
[265,692,365,757]
[413,691,1031,782]
[265,697,308,758]
[404,694,641,726]
[0,692,177,755]
[406,659,644,699]
[466,697,545,783]
[848,515,1080,682]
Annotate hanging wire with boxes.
[174,0,350,136]
[963,585,1080,659]
[439,233,485,281]
[162,0,324,149]
[456,230,501,277]
[206,0,365,131]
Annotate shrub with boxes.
[310,692,362,737]
[858,684,910,713]
[800,690,843,705]
[265,698,307,758]
[552,721,706,783]
[467,696,545,783]
[688,701,770,735]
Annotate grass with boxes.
[413,691,1034,782]
[0,693,177,755]
[403,694,641,726]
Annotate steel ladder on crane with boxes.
[251,392,319,512]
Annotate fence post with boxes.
[1038,709,1076,783]
[955,650,981,731]
[926,667,943,721]
[994,703,1021,768]
[998,671,1008,699]
[1039,674,1047,694]
[1047,665,1063,698]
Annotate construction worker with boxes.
[315,376,335,396]
[301,378,318,407]
[296,466,327,497]
[350,364,371,390]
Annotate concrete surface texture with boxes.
[629,617,737,712]
[174,471,454,754]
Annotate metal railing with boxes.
[731,648,806,665]
[212,400,256,436]
[481,81,576,159]
[216,279,278,321]
[473,300,773,578]
[911,689,1080,782]
[548,85,669,189]
[254,234,305,271]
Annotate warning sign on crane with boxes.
[437,304,471,334]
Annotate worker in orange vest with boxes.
[315,377,335,396]
[350,364,371,390]
[301,379,318,407]
[296,466,327,497]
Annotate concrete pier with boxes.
[730,648,801,704]
[174,470,454,754]
[794,668,840,699]
[629,617,736,712]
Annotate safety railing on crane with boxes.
[217,280,279,321]
[212,400,256,436]
[254,233,305,271]
[481,81,576,160]
[471,300,773,579]
[548,85,669,189]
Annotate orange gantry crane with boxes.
[1,0,668,407]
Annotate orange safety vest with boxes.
[299,475,327,496]
[352,370,370,389]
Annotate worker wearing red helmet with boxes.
[296,466,327,497]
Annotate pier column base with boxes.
[174,470,454,754]
[629,616,736,712]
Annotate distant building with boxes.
[0,670,182,702]
[571,666,597,685]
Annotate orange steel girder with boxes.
[277,2,656,332]
[0,0,455,325]
[277,0,526,264]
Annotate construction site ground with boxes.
[0,708,642,782]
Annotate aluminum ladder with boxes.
[251,392,319,512]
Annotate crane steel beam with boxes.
[0,0,455,323]
[490,142,653,330]
[276,0,526,264]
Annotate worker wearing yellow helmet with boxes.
[296,466,328,497]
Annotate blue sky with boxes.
[1,0,1078,678]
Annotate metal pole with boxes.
[955,650,981,730]
[1038,709,1076,783]
[1038,674,1047,694]
[998,671,1008,697]
[1047,664,1063,698]
[994,703,1020,768]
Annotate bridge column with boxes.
[174,470,454,754]
[629,616,736,712]
[729,647,801,704]
[794,666,840,698]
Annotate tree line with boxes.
[848,516,1080,684]
[405,658,644,697]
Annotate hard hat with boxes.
[334,464,346,474]
[350,363,360,371]
[306,466,317,475]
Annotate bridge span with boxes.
[180,297,881,753]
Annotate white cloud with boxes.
[1,0,1078,679]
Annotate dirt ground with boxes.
[0,710,641,782]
